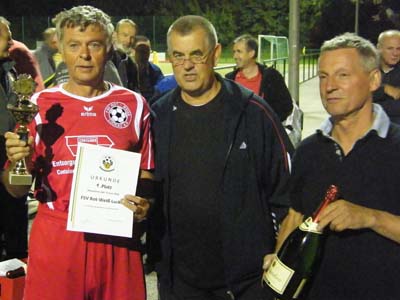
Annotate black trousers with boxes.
[158,272,275,300]
[0,136,28,260]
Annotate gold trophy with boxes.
[7,74,39,185]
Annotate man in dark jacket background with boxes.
[373,30,400,123]
[226,34,293,122]
[111,19,138,91]
[0,16,28,261]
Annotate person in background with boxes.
[2,6,154,300]
[151,15,292,300]
[111,18,138,91]
[33,27,59,88]
[264,33,400,300]
[114,18,137,55]
[0,15,28,261]
[134,35,164,101]
[0,17,44,92]
[373,29,400,123]
[150,75,178,105]
[226,34,293,122]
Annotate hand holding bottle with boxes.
[316,199,376,232]
[263,185,338,300]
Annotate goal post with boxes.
[257,35,289,62]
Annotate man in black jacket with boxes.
[0,18,27,260]
[152,15,293,300]
[226,34,293,122]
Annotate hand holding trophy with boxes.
[7,74,39,185]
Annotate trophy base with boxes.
[9,173,32,185]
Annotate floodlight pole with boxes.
[354,0,360,34]
[288,0,300,105]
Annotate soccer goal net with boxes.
[257,35,289,62]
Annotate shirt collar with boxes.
[319,103,390,139]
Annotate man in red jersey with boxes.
[2,6,154,300]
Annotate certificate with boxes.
[67,143,141,237]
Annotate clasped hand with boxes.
[121,195,150,222]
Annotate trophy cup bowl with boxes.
[7,74,39,185]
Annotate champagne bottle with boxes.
[263,185,338,300]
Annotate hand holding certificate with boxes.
[67,143,141,237]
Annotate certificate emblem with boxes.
[100,155,115,172]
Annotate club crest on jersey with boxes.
[104,102,132,129]
[100,155,115,172]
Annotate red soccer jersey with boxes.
[29,83,154,212]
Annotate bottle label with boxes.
[263,256,294,295]
[299,217,322,234]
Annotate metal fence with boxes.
[214,53,319,84]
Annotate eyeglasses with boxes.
[169,49,213,66]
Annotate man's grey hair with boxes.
[52,5,114,51]
[43,27,56,41]
[167,15,218,52]
[377,30,400,48]
[0,17,10,27]
[115,19,137,33]
[320,32,379,72]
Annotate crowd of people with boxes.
[0,4,400,300]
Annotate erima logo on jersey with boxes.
[81,106,97,117]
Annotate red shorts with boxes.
[24,206,145,300]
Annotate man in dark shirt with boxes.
[264,33,400,300]
[373,30,400,123]
[152,15,293,300]
[134,35,164,101]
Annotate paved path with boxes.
[299,76,328,139]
